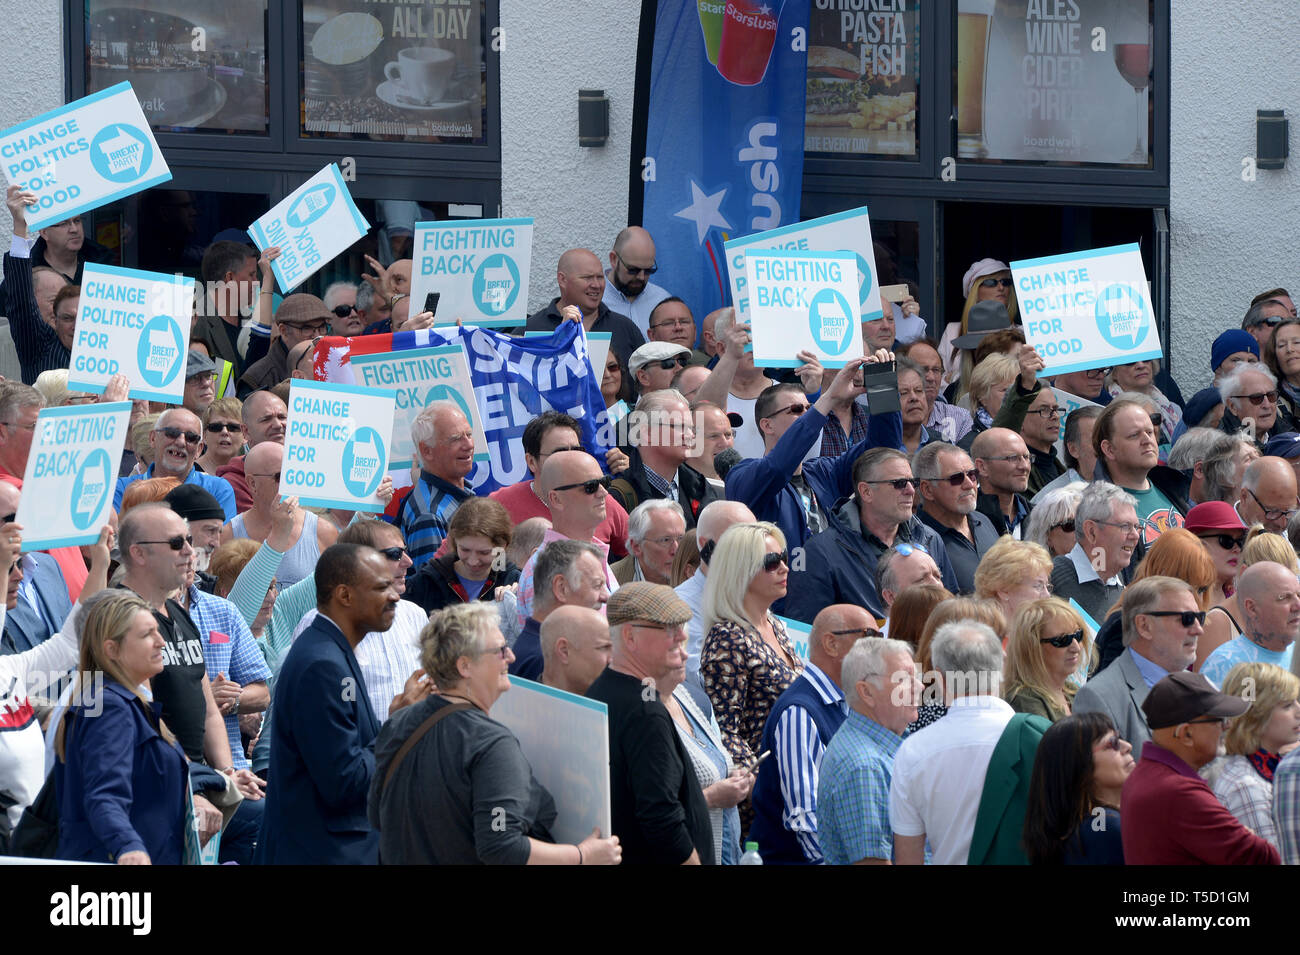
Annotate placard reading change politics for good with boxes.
[409,217,533,328]
[0,83,172,231]
[16,402,131,550]
[67,263,195,403]
[1012,243,1161,376]
[248,164,370,293]
[744,249,865,368]
[282,379,395,513]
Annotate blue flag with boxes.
[637,0,810,321]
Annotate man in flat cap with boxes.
[1122,670,1280,865]
[585,582,715,865]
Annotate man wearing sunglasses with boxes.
[628,342,693,395]
[1221,363,1300,450]
[915,442,999,594]
[114,407,237,520]
[237,293,333,400]
[602,226,672,337]
[787,446,958,625]
[1075,576,1202,755]
[1242,291,1295,350]
[1123,670,1277,865]
[1200,561,1299,687]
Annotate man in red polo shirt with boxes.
[1122,670,1280,865]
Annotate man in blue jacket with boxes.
[785,447,959,624]
[256,543,400,865]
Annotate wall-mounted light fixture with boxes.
[579,89,609,147]
[1257,109,1288,170]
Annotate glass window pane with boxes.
[957,0,1153,167]
[86,2,269,135]
[301,1,487,145]
[804,3,920,158]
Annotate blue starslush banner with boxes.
[636,0,811,321]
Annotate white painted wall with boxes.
[499,0,636,313]
[1168,1,1300,396]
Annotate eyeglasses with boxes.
[1257,317,1285,328]
[893,541,930,557]
[206,422,241,434]
[1095,519,1140,535]
[1141,609,1207,627]
[156,426,202,445]
[1096,734,1124,752]
[1244,487,1298,522]
[1052,520,1076,534]
[285,320,330,336]
[650,317,693,330]
[979,277,1013,289]
[1233,390,1278,405]
[981,453,1031,464]
[330,305,357,318]
[478,644,511,660]
[617,254,658,276]
[830,627,884,640]
[0,512,14,526]
[554,475,612,495]
[249,471,281,482]
[378,546,409,562]
[762,551,788,572]
[1027,406,1062,419]
[1197,532,1245,551]
[646,535,684,548]
[54,312,77,325]
[928,468,978,487]
[1040,629,1083,649]
[864,477,919,491]
[763,403,809,420]
[604,361,621,373]
[137,535,194,551]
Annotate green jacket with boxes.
[967,712,1052,865]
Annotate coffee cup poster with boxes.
[303,0,485,143]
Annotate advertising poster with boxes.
[804,0,920,156]
[85,1,268,133]
[957,0,1153,165]
[302,0,485,143]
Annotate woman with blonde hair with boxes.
[959,352,1019,448]
[1200,530,1298,670]
[911,596,1008,732]
[938,258,1019,396]
[1003,598,1093,723]
[1209,662,1300,849]
[1092,528,1216,673]
[973,537,1054,625]
[700,521,801,771]
[197,396,244,474]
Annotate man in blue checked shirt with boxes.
[749,604,878,864]
[818,637,923,865]
[394,401,477,568]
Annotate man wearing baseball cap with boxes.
[1122,670,1280,864]
[585,582,716,865]
[628,341,692,396]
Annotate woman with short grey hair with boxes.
[1024,482,1086,559]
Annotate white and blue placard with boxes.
[67,263,194,403]
[350,344,489,473]
[282,379,395,513]
[0,83,172,231]
[248,164,370,293]
[525,329,611,383]
[15,402,131,550]
[492,676,611,846]
[1051,387,1101,462]
[744,249,865,369]
[724,206,883,327]
[1012,243,1161,376]
[409,217,533,328]
[775,615,812,662]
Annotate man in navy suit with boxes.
[256,543,400,865]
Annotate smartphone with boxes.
[879,283,909,303]
[748,749,772,774]
[423,292,440,317]
[859,359,901,414]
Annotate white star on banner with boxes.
[673,181,732,245]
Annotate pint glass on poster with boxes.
[698,0,725,65]
[957,0,995,159]
[717,0,783,86]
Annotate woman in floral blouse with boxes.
[700,522,802,772]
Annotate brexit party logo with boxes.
[808,287,854,355]
[136,315,185,389]
[71,448,114,531]
[1095,283,1149,350]
[342,426,387,498]
[89,124,152,183]
[286,183,337,229]
[700,1,783,86]
[472,253,520,315]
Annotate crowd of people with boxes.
[2,194,1299,867]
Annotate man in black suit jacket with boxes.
[256,544,402,865]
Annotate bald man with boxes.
[540,605,614,695]
[526,248,645,363]
[1236,456,1300,534]
[287,338,315,380]
[700,306,728,360]
[603,226,671,336]
[676,499,756,686]
[971,427,1032,538]
[1200,561,1299,685]
[751,604,881,865]
[216,389,289,512]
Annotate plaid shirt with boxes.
[925,400,973,445]
[395,470,476,567]
[1211,755,1278,850]
[188,586,272,769]
[818,403,870,459]
[4,236,70,384]
[817,710,904,865]
[1274,748,1300,864]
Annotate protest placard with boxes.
[67,263,194,403]
[744,249,865,368]
[0,83,172,231]
[1012,243,1161,376]
[350,344,489,472]
[409,217,533,327]
[724,206,883,326]
[282,379,394,512]
[491,676,612,846]
[1051,387,1101,461]
[248,164,370,293]
[775,615,812,662]
[16,402,131,550]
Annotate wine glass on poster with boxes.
[1113,24,1153,165]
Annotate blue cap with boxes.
[1264,432,1300,460]
[1182,387,1224,429]
[1211,330,1260,372]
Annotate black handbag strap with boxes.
[380,702,472,795]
